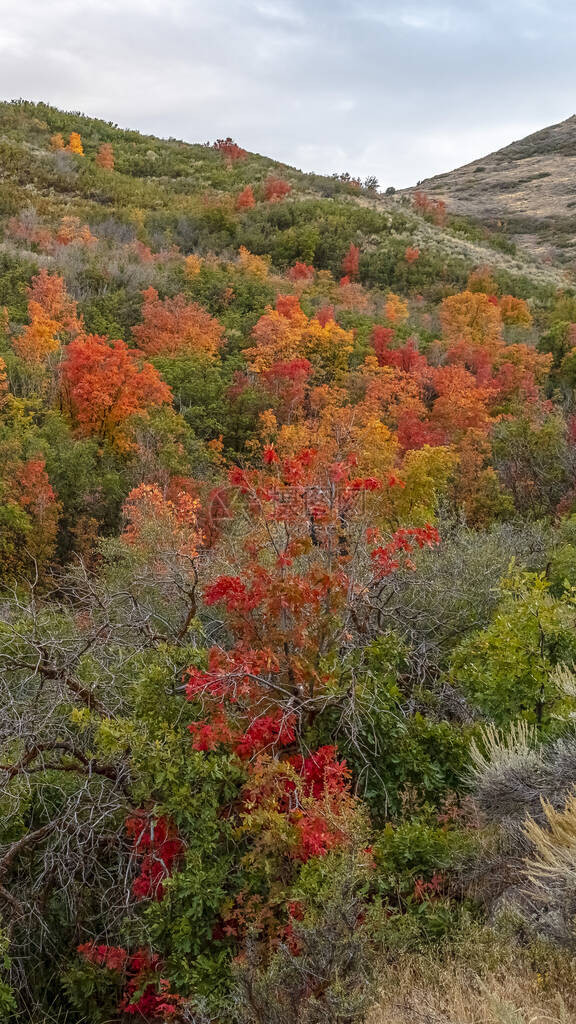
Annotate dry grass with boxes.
[368,954,575,1024]
[525,792,576,886]
[399,114,576,265]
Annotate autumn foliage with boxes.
[499,293,532,327]
[385,292,410,323]
[237,246,269,279]
[412,189,446,225]
[213,137,247,162]
[13,270,82,362]
[68,442,440,1012]
[342,243,360,280]
[27,270,82,331]
[61,334,171,442]
[66,131,84,155]
[15,457,60,565]
[182,446,439,925]
[288,261,315,281]
[14,307,61,363]
[264,175,292,201]
[78,942,181,1018]
[0,356,8,405]
[236,184,255,209]
[4,104,576,1024]
[187,446,439,731]
[95,142,114,170]
[122,482,202,568]
[244,294,354,374]
[440,289,502,352]
[132,286,224,358]
[7,213,95,252]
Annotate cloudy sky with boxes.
[0,0,574,187]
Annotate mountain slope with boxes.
[3,100,576,1024]
[0,100,570,296]
[402,115,576,265]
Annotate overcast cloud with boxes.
[0,0,574,187]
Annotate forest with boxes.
[1,99,576,1022]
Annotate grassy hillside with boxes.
[402,114,576,266]
[0,99,570,295]
[2,100,576,1024]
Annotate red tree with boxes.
[236,185,255,209]
[186,446,439,756]
[213,137,247,162]
[288,261,315,281]
[264,176,291,202]
[15,458,60,566]
[315,304,335,327]
[342,243,360,279]
[370,325,395,364]
[412,190,446,226]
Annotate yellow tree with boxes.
[67,132,84,156]
[237,246,269,280]
[245,296,354,377]
[384,293,409,324]
[440,290,502,351]
[13,308,61,363]
[499,294,532,328]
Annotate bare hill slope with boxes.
[402,115,576,265]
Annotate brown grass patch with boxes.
[368,949,576,1024]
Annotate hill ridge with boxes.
[0,99,570,293]
[403,113,576,265]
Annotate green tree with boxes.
[450,572,576,725]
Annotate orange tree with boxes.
[12,270,83,363]
[132,287,224,359]
[61,333,172,446]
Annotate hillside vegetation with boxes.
[403,114,576,266]
[1,100,576,1023]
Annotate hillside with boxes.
[402,114,576,265]
[2,100,576,1024]
[0,100,571,296]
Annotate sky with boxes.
[0,0,574,188]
